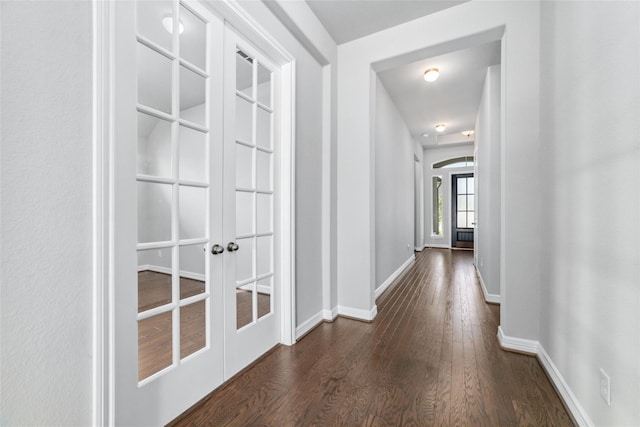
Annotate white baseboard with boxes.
[475,266,500,304]
[138,264,205,282]
[497,327,593,427]
[537,345,594,427]
[497,326,538,354]
[295,311,325,340]
[374,255,415,300]
[424,243,450,249]
[414,246,423,252]
[337,304,378,322]
[323,307,338,321]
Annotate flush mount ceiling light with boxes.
[461,130,475,137]
[423,68,440,82]
[422,133,430,138]
[162,16,185,34]
[435,123,446,133]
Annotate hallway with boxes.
[171,249,573,426]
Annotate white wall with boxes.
[259,0,339,322]
[0,1,93,425]
[474,65,501,299]
[374,78,415,291]
[539,2,640,425]
[336,1,542,334]
[423,144,474,248]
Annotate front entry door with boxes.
[112,1,283,425]
[452,173,475,249]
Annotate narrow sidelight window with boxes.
[432,176,443,235]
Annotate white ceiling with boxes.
[377,41,501,146]
[305,0,468,45]
[303,0,500,148]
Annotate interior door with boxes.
[114,1,225,424]
[223,28,281,378]
[451,173,475,249]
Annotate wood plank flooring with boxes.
[169,249,574,426]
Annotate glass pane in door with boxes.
[236,49,253,97]
[136,0,173,52]
[137,182,172,243]
[179,125,207,182]
[256,63,271,107]
[256,150,271,192]
[236,282,254,329]
[180,65,206,126]
[257,277,271,319]
[180,300,206,359]
[256,235,272,277]
[179,4,206,70]
[137,43,172,114]
[178,185,206,239]
[236,191,255,236]
[235,97,253,144]
[179,244,205,299]
[235,144,253,189]
[138,311,173,381]
[137,113,172,178]
[235,237,254,283]
[138,247,173,312]
[256,194,272,234]
[256,107,271,150]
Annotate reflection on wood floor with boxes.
[236,289,271,329]
[137,271,270,381]
[138,270,205,312]
[169,249,573,426]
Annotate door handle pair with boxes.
[210,242,239,255]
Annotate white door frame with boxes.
[413,155,423,251]
[92,1,296,424]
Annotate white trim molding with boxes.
[92,0,113,425]
[374,255,415,300]
[295,311,325,340]
[424,243,450,249]
[338,305,378,322]
[537,346,594,427]
[497,326,538,355]
[323,307,338,321]
[475,266,500,304]
[497,327,594,427]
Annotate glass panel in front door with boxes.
[135,0,211,383]
[456,176,475,229]
[234,47,274,329]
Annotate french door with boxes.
[112,1,282,425]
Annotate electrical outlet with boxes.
[600,368,611,406]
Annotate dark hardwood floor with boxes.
[170,249,574,426]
